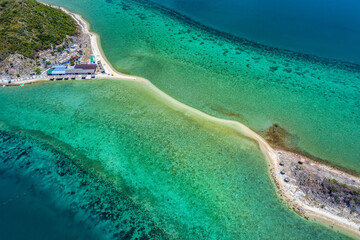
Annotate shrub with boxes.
[328,179,339,185]
[0,0,78,61]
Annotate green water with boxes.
[0,80,351,239]
[43,0,360,172]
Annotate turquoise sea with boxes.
[42,0,360,172]
[0,0,359,239]
[0,81,352,239]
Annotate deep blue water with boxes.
[149,0,360,64]
[0,131,103,240]
[0,174,99,240]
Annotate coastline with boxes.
[10,4,360,238]
[57,6,144,83]
[2,3,145,86]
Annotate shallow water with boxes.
[43,0,360,173]
[0,80,351,239]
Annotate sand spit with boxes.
[6,3,359,238]
[144,82,360,238]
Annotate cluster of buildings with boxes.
[58,44,82,64]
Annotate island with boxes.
[0,0,93,83]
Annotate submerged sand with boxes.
[9,3,360,238]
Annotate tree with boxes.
[35,68,41,75]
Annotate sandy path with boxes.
[147,82,360,237]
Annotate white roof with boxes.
[52,70,66,75]
[53,66,67,70]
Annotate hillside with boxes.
[0,0,78,61]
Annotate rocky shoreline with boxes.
[272,149,360,238]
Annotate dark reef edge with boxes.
[0,124,171,239]
[127,0,360,71]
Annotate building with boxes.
[53,66,67,70]
[73,64,97,75]
[75,64,97,72]
[47,64,97,76]
[90,55,95,64]
[69,56,79,62]
[47,65,67,75]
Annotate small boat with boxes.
[284,177,290,183]
[280,170,285,175]
[279,161,284,166]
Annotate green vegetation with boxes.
[35,67,41,74]
[328,178,339,185]
[0,0,78,61]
